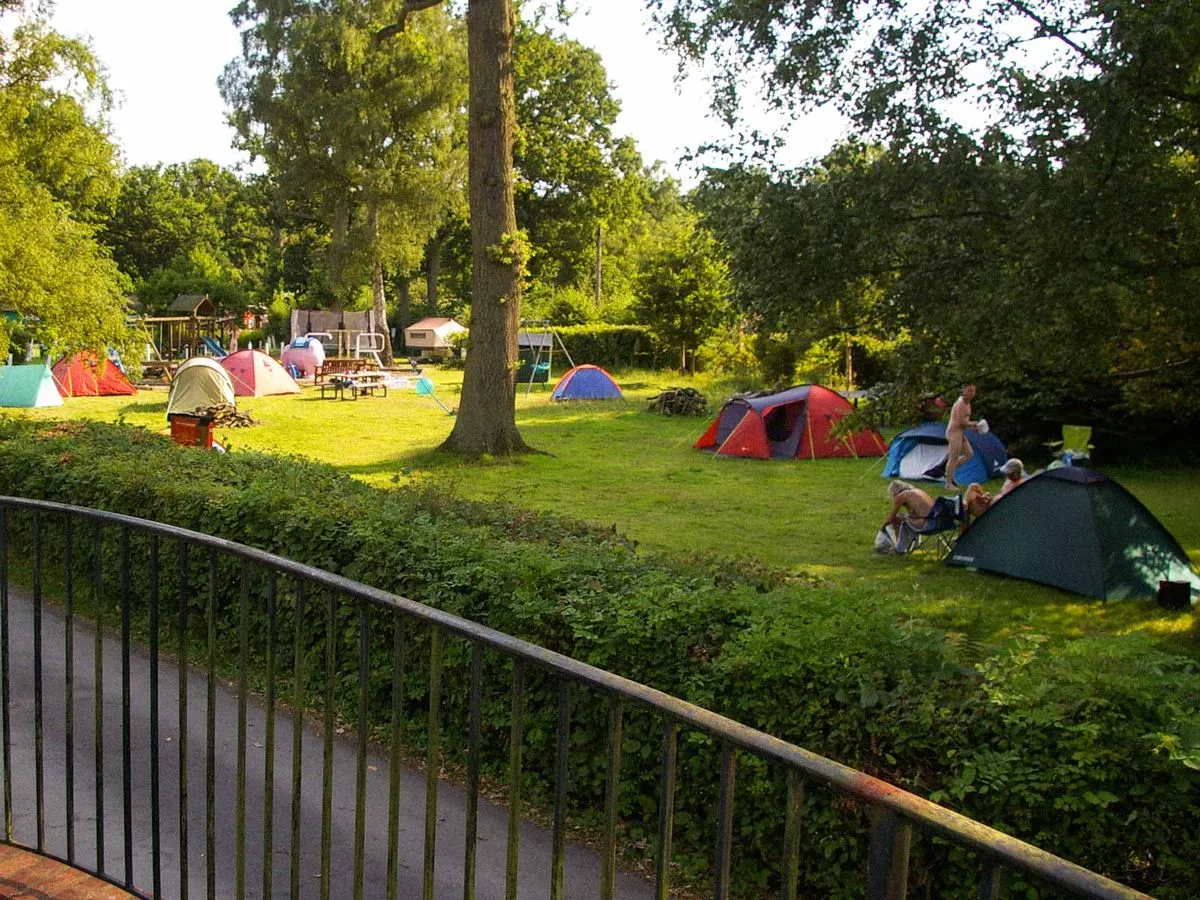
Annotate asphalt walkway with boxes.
[2,584,657,899]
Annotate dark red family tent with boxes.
[695,384,886,460]
[51,351,136,397]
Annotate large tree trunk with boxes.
[371,256,394,366]
[369,206,395,367]
[425,233,442,316]
[439,0,531,456]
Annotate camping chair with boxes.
[1046,424,1093,466]
[897,495,962,560]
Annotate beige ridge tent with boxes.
[166,358,236,416]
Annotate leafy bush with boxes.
[555,324,660,369]
[0,417,1195,897]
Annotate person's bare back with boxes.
[884,480,934,530]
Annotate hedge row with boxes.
[554,324,660,369]
[0,417,1196,897]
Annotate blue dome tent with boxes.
[884,421,1007,484]
[550,365,623,401]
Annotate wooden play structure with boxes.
[138,294,238,378]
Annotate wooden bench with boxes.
[314,358,369,383]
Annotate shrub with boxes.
[554,324,659,369]
[0,417,1195,896]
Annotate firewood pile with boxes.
[647,387,708,416]
[191,405,259,427]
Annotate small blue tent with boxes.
[551,364,623,401]
[884,421,1007,484]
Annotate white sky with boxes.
[46,0,846,184]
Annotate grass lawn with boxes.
[16,366,1199,655]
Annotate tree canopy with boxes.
[0,6,129,356]
[101,160,274,312]
[513,14,644,294]
[672,0,1200,454]
[223,0,467,364]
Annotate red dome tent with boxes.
[695,384,886,460]
[51,352,136,397]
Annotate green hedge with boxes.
[0,417,1196,897]
[554,324,660,369]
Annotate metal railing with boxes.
[0,497,1149,899]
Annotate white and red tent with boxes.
[219,350,301,397]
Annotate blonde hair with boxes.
[888,480,913,498]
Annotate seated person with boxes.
[883,480,935,535]
[961,482,992,531]
[994,458,1028,500]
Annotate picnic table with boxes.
[314,358,373,383]
[319,372,388,400]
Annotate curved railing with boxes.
[0,497,1149,899]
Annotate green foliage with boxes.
[223,0,466,312]
[633,210,731,373]
[135,246,250,314]
[674,0,1200,457]
[101,161,273,311]
[0,7,130,355]
[553,324,660,369]
[1,416,1197,895]
[512,14,647,293]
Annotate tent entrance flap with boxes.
[771,410,805,459]
[898,442,948,480]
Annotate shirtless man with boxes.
[944,384,978,489]
[883,480,934,535]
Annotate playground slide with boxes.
[202,337,228,358]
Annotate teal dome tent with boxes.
[947,467,1200,601]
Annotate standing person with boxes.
[944,384,978,489]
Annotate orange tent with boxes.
[51,352,136,397]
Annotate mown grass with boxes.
[19,365,1199,656]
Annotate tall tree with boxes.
[0,6,128,355]
[386,0,532,455]
[223,0,466,366]
[100,161,273,311]
[633,210,730,373]
[512,15,644,294]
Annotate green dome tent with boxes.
[947,467,1199,601]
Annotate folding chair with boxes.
[897,495,962,560]
[1046,424,1093,465]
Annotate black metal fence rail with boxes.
[0,497,1149,899]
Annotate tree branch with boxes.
[1002,0,1103,68]
[1112,354,1200,381]
[376,0,446,42]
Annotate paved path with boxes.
[2,585,657,899]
